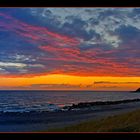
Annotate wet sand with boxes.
[1,101,140,132]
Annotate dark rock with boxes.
[62,99,140,111]
[135,88,140,92]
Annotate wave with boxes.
[1,98,140,113]
[0,103,61,113]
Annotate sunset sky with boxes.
[0,8,140,91]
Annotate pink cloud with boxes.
[0,12,139,77]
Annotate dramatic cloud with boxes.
[0,83,94,90]
[0,8,140,77]
[94,81,140,84]
[29,84,82,89]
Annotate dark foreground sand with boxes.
[1,101,140,132]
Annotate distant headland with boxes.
[135,88,140,93]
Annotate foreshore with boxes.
[1,99,140,132]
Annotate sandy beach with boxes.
[0,101,140,132]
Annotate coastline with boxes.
[1,99,140,132]
[62,98,140,110]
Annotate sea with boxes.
[0,90,139,113]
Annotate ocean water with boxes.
[0,90,139,113]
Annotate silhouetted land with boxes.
[0,99,140,132]
[135,88,140,93]
[62,99,140,110]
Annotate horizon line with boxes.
[0,89,133,92]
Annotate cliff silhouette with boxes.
[135,88,140,92]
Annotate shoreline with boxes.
[62,98,140,110]
[0,98,140,114]
[0,99,140,131]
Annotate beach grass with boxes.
[47,109,140,132]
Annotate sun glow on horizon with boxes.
[0,74,139,91]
